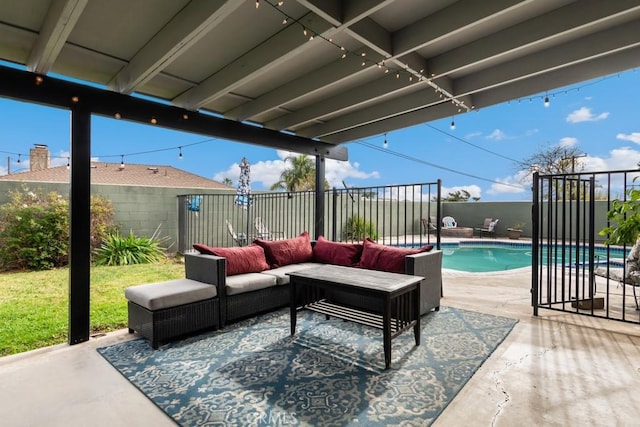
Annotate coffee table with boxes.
[288,265,422,369]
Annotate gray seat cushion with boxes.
[125,278,217,311]
[260,262,323,285]
[226,272,277,296]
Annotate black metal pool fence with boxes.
[177,181,441,253]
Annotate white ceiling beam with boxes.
[324,44,640,144]
[393,0,532,58]
[346,17,392,57]
[428,0,640,77]
[471,45,640,109]
[108,1,243,94]
[297,88,468,139]
[322,100,467,144]
[298,0,396,27]
[266,73,420,131]
[173,12,335,111]
[297,0,342,26]
[455,20,640,96]
[225,46,381,121]
[27,0,88,74]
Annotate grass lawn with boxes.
[0,259,184,357]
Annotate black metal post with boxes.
[532,172,539,316]
[314,155,325,239]
[69,108,91,344]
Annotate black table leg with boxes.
[414,285,421,346]
[290,280,297,335]
[383,295,391,369]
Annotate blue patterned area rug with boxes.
[98,306,516,426]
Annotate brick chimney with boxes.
[30,144,50,171]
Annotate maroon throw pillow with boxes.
[312,235,363,267]
[192,243,269,276]
[358,238,433,274]
[254,231,313,268]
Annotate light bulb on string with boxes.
[544,94,550,108]
[255,0,259,8]
[178,147,183,160]
[66,158,70,170]
[450,117,456,130]
[17,154,21,164]
[383,133,388,148]
[120,155,125,169]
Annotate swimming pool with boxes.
[439,242,624,273]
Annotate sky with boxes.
[1,68,639,201]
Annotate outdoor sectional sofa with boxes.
[189,232,443,327]
[126,232,442,348]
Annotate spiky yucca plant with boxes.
[94,230,166,266]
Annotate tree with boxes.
[441,190,472,202]
[517,145,587,200]
[519,145,586,176]
[270,155,328,191]
[221,177,233,186]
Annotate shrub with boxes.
[0,186,116,271]
[0,188,69,270]
[600,177,640,245]
[90,194,117,252]
[342,215,378,241]
[94,230,167,266]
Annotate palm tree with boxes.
[270,155,315,191]
[221,177,233,186]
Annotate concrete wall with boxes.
[442,200,612,242]
[0,181,232,252]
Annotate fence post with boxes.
[314,155,325,239]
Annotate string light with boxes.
[114,112,122,119]
[255,0,259,8]
[17,154,21,164]
[383,133,388,148]
[544,93,550,107]
[178,147,183,160]
[66,158,70,170]
[450,117,456,130]
[150,117,157,124]
[120,155,125,169]
[255,0,472,113]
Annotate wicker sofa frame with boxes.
[184,249,443,327]
[127,297,219,349]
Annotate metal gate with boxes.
[532,170,640,324]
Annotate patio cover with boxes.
[1,0,640,345]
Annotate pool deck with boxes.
[1,238,640,426]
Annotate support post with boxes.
[68,108,91,344]
[314,155,325,239]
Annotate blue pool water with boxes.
[440,243,624,273]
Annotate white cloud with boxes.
[566,107,609,123]
[558,137,578,148]
[213,150,379,190]
[583,147,640,172]
[440,185,482,199]
[465,131,482,139]
[617,132,640,144]
[486,170,529,195]
[51,150,70,167]
[485,129,508,141]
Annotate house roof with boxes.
[1,1,639,147]
[0,162,233,190]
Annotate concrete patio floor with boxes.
[2,266,640,426]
